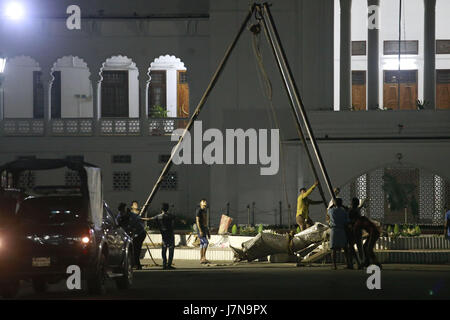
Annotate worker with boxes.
[147,203,176,270]
[296,181,322,231]
[328,198,352,270]
[346,197,367,269]
[348,197,381,268]
[196,199,210,264]
[117,202,147,270]
[130,200,140,215]
[445,206,450,240]
[327,187,341,210]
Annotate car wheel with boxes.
[0,279,20,299]
[32,277,48,294]
[87,253,107,295]
[116,251,133,290]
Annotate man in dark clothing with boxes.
[148,203,176,270]
[196,199,210,264]
[444,206,450,240]
[117,202,146,270]
[348,197,381,268]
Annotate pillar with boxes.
[367,0,380,110]
[340,0,352,110]
[424,0,436,109]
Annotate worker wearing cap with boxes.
[296,181,322,231]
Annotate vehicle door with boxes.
[103,205,126,267]
[102,205,120,266]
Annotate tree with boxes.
[382,173,419,221]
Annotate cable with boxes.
[249,21,291,228]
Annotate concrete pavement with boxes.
[9,260,450,300]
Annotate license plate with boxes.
[32,257,51,267]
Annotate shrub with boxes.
[387,225,392,234]
[414,225,421,236]
[393,224,400,235]
[258,224,264,233]
[231,224,238,235]
[240,226,257,236]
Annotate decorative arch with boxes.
[147,54,189,119]
[98,55,139,118]
[50,56,93,118]
[2,55,43,119]
[338,162,450,225]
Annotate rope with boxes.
[250,21,291,228]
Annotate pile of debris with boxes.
[230,222,331,263]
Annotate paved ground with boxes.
[9,260,450,300]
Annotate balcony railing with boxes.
[2,119,45,136]
[100,118,141,136]
[0,117,189,137]
[51,119,93,136]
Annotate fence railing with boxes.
[1,119,45,136]
[0,117,190,137]
[51,118,94,136]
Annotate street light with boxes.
[4,2,25,20]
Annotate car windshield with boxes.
[17,196,87,224]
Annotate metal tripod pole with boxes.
[258,3,337,206]
[139,4,257,216]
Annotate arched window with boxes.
[3,56,43,118]
[99,56,139,118]
[339,165,449,225]
[50,56,93,118]
[147,55,189,118]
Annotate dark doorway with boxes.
[51,71,62,119]
[101,70,129,118]
[33,71,44,119]
[148,70,167,117]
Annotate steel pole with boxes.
[139,5,257,215]
[260,3,337,206]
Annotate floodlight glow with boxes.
[4,2,25,20]
[382,58,418,71]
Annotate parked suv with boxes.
[0,159,134,298]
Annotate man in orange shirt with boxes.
[296,181,322,231]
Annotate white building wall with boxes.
[351,0,367,73]
[379,0,424,106]
[129,69,139,118]
[334,0,340,110]
[334,0,450,110]
[3,56,40,118]
[51,56,93,118]
[60,68,93,118]
[436,0,450,70]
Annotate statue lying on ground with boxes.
[230,222,329,262]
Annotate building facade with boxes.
[0,0,449,226]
